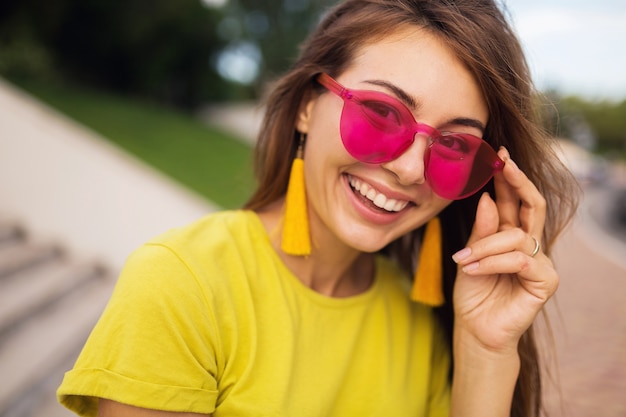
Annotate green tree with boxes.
[559,96,626,157]
[211,0,336,90]
[1,0,230,108]
[0,0,338,108]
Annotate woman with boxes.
[58,0,579,416]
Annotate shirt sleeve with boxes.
[57,243,220,416]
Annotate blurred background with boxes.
[0,0,624,416]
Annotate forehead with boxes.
[339,27,488,126]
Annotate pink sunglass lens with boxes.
[425,137,502,199]
[339,98,414,163]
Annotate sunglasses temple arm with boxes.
[317,73,351,98]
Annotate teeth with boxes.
[348,175,409,212]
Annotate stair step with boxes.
[0,241,62,279]
[7,358,79,417]
[0,260,106,335]
[23,392,78,417]
[0,344,84,417]
[0,276,114,412]
[0,222,24,246]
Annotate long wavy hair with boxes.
[244,1,580,416]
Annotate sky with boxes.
[504,0,626,100]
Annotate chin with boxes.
[339,226,409,254]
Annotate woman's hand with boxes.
[449,147,556,416]
[451,147,557,353]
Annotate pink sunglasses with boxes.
[317,73,504,200]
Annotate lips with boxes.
[347,175,409,212]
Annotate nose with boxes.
[380,134,429,186]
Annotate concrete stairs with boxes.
[0,220,115,417]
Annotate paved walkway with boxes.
[543,185,626,417]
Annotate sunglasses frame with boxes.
[316,73,505,199]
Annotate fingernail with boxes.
[499,146,510,161]
[452,247,472,263]
[462,262,479,273]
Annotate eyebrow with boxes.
[364,79,418,109]
[362,79,486,134]
[448,117,486,134]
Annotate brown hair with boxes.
[245,1,579,416]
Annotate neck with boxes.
[256,201,375,298]
[284,242,374,298]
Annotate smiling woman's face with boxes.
[297,27,489,253]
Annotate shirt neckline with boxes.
[243,209,383,308]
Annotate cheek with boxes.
[304,95,348,155]
[303,115,354,173]
[301,134,332,199]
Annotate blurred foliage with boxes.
[0,0,226,108]
[0,0,334,110]
[223,0,335,79]
[540,90,626,159]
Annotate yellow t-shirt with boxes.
[58,210,450,416]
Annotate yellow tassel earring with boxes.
[281,134,311,256]
[410,217,444,306]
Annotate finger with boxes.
[453,193,500,263]
[459,253,558,302]
[465,192,499,246]
[494,147,520,230]
[454,228,542,265]
[498,150,547,239]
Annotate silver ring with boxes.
[529,236,540,257]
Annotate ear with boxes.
[296,96,316,133]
